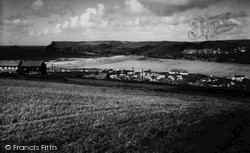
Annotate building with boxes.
[229,74,247,82]
[83,73,108,80]
[83,68,102,73]
[20,60,47,74]
[183,49,197,54]
[168,69,189,75]
[0,60,22,73]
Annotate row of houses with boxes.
[0,60,46,74]
[81,68,247,89]
[82,68,189,82]
[183,47,248,55]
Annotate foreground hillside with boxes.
[1,78,250,152]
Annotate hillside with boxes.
[1,78,250,152]
[46,40,250,64]
[1,40,250,63]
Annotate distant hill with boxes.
[46,40,250,64]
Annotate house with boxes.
[229,74,247,82]
[118,74,131,80]
[20,60,46,74]
[83,68,102,73]
[167,75,175,82]
[168,69,189,75]
[183,49,197,54]
[109,74,118,79]
[156,74,165,80]
[197,49,213,54]
[123,70,133,75]
[0,60,22,73]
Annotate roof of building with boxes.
[0,60,21,67]
[95,73,108,80]
[21,61,44,67]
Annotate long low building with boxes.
[0,60,46,74]
[0,60,22,73]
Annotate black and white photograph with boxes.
[1,0,250,152]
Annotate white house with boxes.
[230,75,247,82]
[168,69,189,75]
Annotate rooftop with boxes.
[21,61,44,67]
[0,60,21,67]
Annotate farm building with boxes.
[0,60,22,73]
[19,60,47,74]
[168,69,189,75]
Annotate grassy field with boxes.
[0,78,250,153]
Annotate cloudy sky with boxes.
[0,0,250,45]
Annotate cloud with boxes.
[69,16,79,28]
[125,0,149,14]
[34,3,108,37]
[58,21,69,30]
[158,13,189,25]
[58,3,107,30]
[114,3,121,10]
[32,0,44,10]
[97,3,105,16]
[45,3,75,17]
[48,20,59,24]
[24,0,250,41]
[2,15,33,35]
[140,0,223,16]
[23,0,75,17]
[42,28,49,34]
[144,0,191,5]
[3,15,33,27]
[79,8,97,27]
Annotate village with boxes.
[183,47,247,55]
[79,68,248,90]
[0,60,249,91]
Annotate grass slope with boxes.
[0,79,250,153]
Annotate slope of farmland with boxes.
[0,79,250,152]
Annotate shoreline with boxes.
[46,55,250,78]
